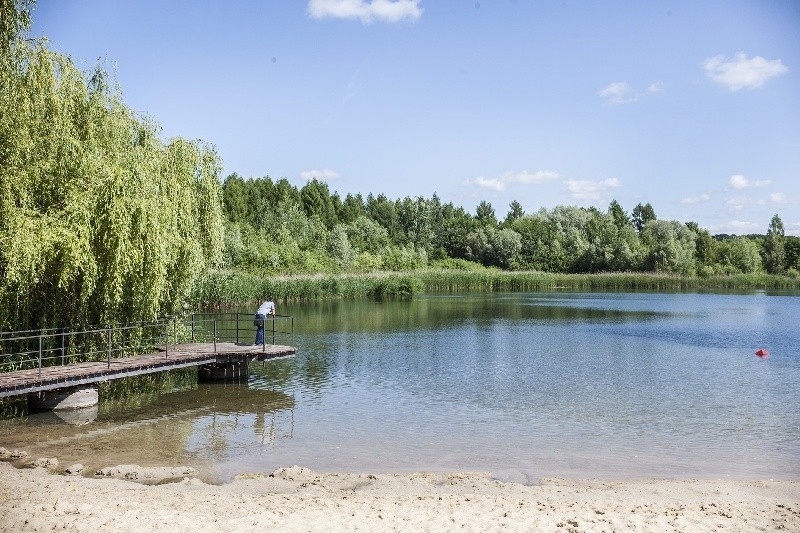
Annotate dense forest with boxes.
[1,0,798,331]
[219,173,800,278]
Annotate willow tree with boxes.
[0,3,223,331]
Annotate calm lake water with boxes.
[2,291,799,484]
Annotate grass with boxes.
[193,268,800,307]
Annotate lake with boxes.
[2,291,799,484]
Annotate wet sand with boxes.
[1,460,798,532]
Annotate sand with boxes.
[0,461,798,532]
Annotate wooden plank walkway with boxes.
[0,342,296,398]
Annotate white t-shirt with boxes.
[257,301,275,315]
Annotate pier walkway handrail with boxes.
[0,313,294,376]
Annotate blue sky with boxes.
[31,1,800,235]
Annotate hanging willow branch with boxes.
[0,36,223,331]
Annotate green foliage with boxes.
[785,236,800,272]
[194,268,800,308]
[608,199,630,230]
[382,245,428,271]
[0,37,223,331]
[300,179,337,229]
[475,200,497,226]
[327,224,355,268]
[632,202,656,233]
[345,215,390,254]
[503,200,524,225]
[0,0,32,51]
[640,220,696,274]
[193,271,428,306]
[763,214,786,274]
[716,236,763,274]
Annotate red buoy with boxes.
[755,348,769,357]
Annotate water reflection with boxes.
[280,293,664,335]
[0,382,295,482]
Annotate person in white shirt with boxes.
[254,299,276,344]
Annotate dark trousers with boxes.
[254,313,266,344]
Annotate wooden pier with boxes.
[0,342,296,399]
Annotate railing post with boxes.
[38,334,42,378]
[173,317,177,348]
[236,313,240,344]
[291,316,294,344]
[191,314,195,343]
[107,327,111,369]
[213,320,217,353]
[165,319,169,359]
[60,329,65,366]
[271,317,275,345]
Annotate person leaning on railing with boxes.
[254,299,276,344]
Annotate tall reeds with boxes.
[193,269,800,307]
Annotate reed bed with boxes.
[194,269,800,307]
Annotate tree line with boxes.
[220,174,799,278]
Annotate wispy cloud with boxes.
[703,52,788,91]
[598,81,664,105]
[300,168,341,181]
[726,196,752,210]
[564,177,621,202]
[307,0,423,23]
[470,170,560,192]
[728,220,761,232]
[680,193,710,205]
[472,176,506,191]
[729,174,771,189]
[725,192,790,211]
[598,82,635,105]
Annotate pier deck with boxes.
[0,343,296,398]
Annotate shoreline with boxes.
[1,461,798,532]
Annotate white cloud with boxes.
[729,174,771,189]
[769,192,788,204]
[307,0,423,23]
[472,176,506,191]
[680,193,710,205]
[728,220,760,232]
[598,81,664,105]
[598,82,635,105]
[703,52,788,91]
[300,168,340,181]
[564,177,621,202]
[706,221,759,235]
[726,196,752,210]
[470,170,560,191]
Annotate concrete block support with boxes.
[28,386,99,412]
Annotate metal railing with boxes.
[188,313,294,352]
[0,313,294,375]
[0,316,180,375]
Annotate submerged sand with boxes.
[0,461,798,532]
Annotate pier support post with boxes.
[28,386,99,413]
[198,361,249,383]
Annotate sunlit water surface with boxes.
[2,291,798,484]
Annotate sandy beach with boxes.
[1,459,798,532]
